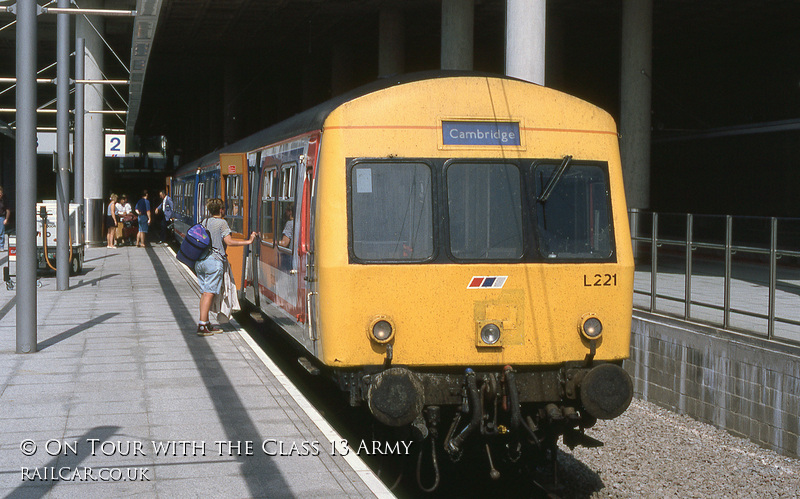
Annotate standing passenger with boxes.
[105,193,118,249]
[278,205,294,271]
[155,189,174,244]
[0,186,10,251]
[118,194,132,215]
[195,198,256,336]
[135,190,152,248]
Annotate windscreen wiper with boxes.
[537,155,572,203]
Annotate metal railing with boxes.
[629,209,800,346]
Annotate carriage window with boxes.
[529,162,612,259]
[278,163,296,249]
[225,175,244,233]
[187,180,196,218]
[261,167,277,242]
[447,163,523,260]
[350,162,433,261]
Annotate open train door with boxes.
[299,136,320,355]
[219,153,249,291]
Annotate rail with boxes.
[629,209,800,346]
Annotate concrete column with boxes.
[505,0,546,85]
[441,0,473,70]
[378,8,404,77]
[620,0,653,210]
[76,0,105,245]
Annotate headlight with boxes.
[480,323,501,345]
[581,316,603,340]
[370,319,393,343]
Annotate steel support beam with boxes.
[15,0,38,353]
[75,38,85,221]
[56,0,70,290]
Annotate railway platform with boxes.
[0,245,392,498]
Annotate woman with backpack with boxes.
[195,198,256,336]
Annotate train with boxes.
[170,71,634,486]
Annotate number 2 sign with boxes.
[105,134,126,157]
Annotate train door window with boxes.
[261,166,277,244]
[446,162,523,260]
[225,174,244,234]
[277,163,296,250]
[349,161,434,261]
[528,162,613,259]
[188,180,196,219]
[173,182,181,215]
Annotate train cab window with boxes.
[350,162,433,261]
[529,162,612,259]
[277,163,296,250]
[261,167,277,243]
[225,175,244,233]
[446,162,523,260]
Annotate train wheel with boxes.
[70,255,81,276]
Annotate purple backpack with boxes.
[176,220,211,271]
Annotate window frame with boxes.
[526,159,617,262]
[443,159,527,263]
[346,158,438,264]
[277,162,297,254]
[260,165,277,247]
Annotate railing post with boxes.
[685,213,693,320]
[630,207,639,259]
[723,215,732,329]
[650,212,658,312]
[768,217,777,340]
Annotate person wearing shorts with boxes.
[105,193,118,248]
[135,190,152,247]
[194,198,256,336]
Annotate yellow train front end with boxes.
[313,75,633,460]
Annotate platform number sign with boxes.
[105,134,125,157]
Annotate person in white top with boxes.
[116,194,132,215]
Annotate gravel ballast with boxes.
[557,398,800,498]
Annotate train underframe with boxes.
[333,361,633,489]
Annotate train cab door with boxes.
[219,153,249,291]
[300,136,320,355]
[243,151,261,308]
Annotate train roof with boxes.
[175,70,528,174]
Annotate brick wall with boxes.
[625,313,800,458]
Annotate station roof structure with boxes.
[0,0,799,214]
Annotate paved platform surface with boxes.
[0,245,391,498]
[634,258,800,343]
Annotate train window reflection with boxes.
[261,167,277,242]
[530,162,612,259]
[225,175,244,233]
[447,163,523,260]
[350,162,433,261]
[278,163,296,251]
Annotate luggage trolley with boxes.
[35,201,85,276]
[4,202,86,290]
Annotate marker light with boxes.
[480,324,501,345]
[581,317,603,339]
[371,320,393,342]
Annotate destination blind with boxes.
[442,121,521,146]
